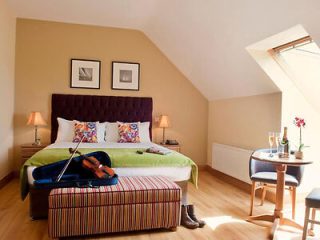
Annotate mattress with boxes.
[27,142,191,185]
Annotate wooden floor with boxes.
[0,170,317,240]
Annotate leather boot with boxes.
[181,205,199,229]
[187,204,206,228]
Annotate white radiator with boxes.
[212,143,253,184]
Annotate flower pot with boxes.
[295,151,303,159]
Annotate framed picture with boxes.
[112,61,140,91]
[70,59,101,89]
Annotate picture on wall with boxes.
[112,61,140,91]
[70,59,101,89]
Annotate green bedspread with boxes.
[20,148,198,200]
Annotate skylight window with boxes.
[271,36,320,113]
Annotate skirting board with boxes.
[0,172,14,190]
[197,164,207,171]
[205,165,277,203]
[205,165,306,204]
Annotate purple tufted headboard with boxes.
[51,94,153,143]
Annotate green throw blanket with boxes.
[20,148,198,200]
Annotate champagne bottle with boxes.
[282,127,289,155]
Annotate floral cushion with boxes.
[118,122,140,143]
[73,122,98,143]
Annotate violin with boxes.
[69,148,115,179]
[56,136,85,182]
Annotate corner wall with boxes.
[14,19,208,169]
[207,93,282,166]
[0,1,16,180]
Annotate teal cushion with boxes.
[251,172,299,186]
[306,188,320,208]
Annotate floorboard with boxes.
[0,170,317,240]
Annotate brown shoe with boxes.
[187,204,206,228]
[181,205,199,229]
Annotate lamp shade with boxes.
[159,115,170,128]
[27,111,47,126]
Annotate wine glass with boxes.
[268,132,275,157]
[275,132,281,154]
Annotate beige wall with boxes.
[207,93,282,166]
[0,1,16,179]
[14,19,208,168]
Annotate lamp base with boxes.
[161,127,166,146]
[33,126,41,146]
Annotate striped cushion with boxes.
[48,176,181,238]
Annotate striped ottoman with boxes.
[48,176,181,238]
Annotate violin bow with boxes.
[56,135,84,182]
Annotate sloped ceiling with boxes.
[6,0,320,100]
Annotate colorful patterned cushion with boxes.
[73,122,98,143]
[118,122,140,143]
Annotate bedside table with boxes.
[159,144,181,153]
[21,143,48,165]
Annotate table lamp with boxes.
[159,115,170,144]
[27,111,47,145]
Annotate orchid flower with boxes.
[293,117,309,151]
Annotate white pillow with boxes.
[55,117,75,143]
[139,122,151,143]
[105,122,120,142]
[56,118,106,143]
[105,121,151,143]
[96,122,107,143]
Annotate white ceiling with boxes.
[6,0,320,100]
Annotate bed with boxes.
[20,94,198,219]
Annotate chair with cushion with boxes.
[249,148,304,219]
[302,188,320,240]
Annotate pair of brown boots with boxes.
[181,204,206,229]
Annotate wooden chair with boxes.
[249,149,304,219]
[302,188,320,240]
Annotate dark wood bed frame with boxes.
[29,93,188,219]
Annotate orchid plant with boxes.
[293,117,309,152]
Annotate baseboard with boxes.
[0,172,14,189]
[205,165,276,203]
[197,164,207,171]
[205,165,251,192]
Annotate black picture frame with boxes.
[111,61,140,91]
[70,59,101,89]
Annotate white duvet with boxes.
[27,142,191,185]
